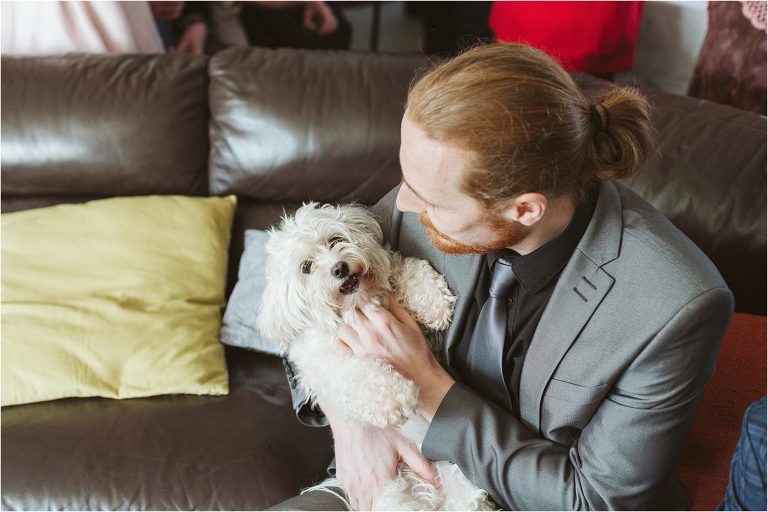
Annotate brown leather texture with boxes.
[208,48,428,204]
[1,54,210,197]
[1,49,765,510]
[1,349,333,510]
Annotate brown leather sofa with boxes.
[2,48,765,510]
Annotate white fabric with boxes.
[1,1,163,55]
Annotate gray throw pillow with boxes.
[220,229,281,355]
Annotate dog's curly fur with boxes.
[257,203,494,511]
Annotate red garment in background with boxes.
[489,1,644,73]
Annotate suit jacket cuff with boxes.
[294,394,329,427]
[422,381,477,462]
[283,358,329,427]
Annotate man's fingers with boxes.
[176,37,195,54]
[344,482,376,510]
[365,494,375,511]
[356,490,372,512]
[319,14,337,34]
[347,493,358,511]
[302,6,314,30]
[399,441,440,488]
[332,338,353,357]
[348,309,380,349]
[387,295,420,329]
[360,302,395,334]
[337,324,363,355]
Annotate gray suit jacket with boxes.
[291,181,734,510]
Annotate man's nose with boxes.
[396,184,422,214]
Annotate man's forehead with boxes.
[399,116,474,194]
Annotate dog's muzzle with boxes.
[331,261,349,279]
[339,273,360,295]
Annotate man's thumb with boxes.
[399,442,440,488]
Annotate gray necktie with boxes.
[467,258,517,410]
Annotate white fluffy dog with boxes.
[256,203,494,511]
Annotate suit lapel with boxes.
[518,182,623,433]
[441,253,483,370]
[518,254,614,431]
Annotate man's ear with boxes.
[498,193,548,227]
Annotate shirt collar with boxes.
[486,189,597,295]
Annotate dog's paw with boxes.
[396,258,457,332]
[421,287,456,332]
[366,374,419,428]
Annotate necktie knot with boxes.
[489,259,517,299]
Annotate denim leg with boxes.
[719,398,767,511]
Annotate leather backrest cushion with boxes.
[1,54,210,197]
[622,91,767,314]
[208,48,428,204]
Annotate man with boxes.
[271,43,734,510]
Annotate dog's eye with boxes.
[300,260,313,274]
[328,237,344,248]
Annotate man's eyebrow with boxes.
[401,175,436,207]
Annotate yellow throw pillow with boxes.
[2,195,236,406]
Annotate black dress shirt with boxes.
[454,191,597,414]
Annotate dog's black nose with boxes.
[331,261,349,279]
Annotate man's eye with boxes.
[300,260,313,274]
[328,237,343,248]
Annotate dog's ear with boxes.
[255,227,301,354]
[340,204,384,245]
[256,279,296,355]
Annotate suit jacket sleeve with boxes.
[287,187,400,426]
[422,286,734,510]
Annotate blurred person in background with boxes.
[240,1,351,50]
[1,0,164,54]
[151,1,213,54]
[407,1,495,56]
[149,1,351,55]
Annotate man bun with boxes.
[585,86,655,183]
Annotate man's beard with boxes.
[418,212,530,255]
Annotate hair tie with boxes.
[589,104,611,133]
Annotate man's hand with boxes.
[173,21,207,54]
[303,1,338,34]
[335,296,455,421]
[320,399,439,510]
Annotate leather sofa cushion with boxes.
[0,347,334,510]
[1,54,210,197]
[208,47,427,204]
